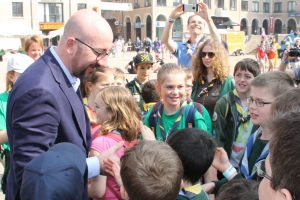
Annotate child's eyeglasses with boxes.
[200,52,215,58]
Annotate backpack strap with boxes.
[222,94,232,121]
[148,102,162,137]
[185,105,196,128]
[193,102,203,115]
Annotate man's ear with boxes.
[120,185,129,200]
[66,37,76,55]
[280,188,294,200]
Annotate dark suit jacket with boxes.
[5,49,91,200]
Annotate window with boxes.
[241,1,248,11]
[218,0,224,8]
[38,3,63,22]
[188,0,197,3]
[157,0,166,6]
[203,0,211,9]
[252,1,259,12]
[173,0,182,7]
[12,2,23,17]
[263,3,269,13]
[77,3,86,10]
[274,2,282,13]
[230,0,237,10]
[288,1,296,12]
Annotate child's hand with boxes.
[202,182,215,194]
[104,158,123,187]
[139,121,156,140]
[212,148,231,173]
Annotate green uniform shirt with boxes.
[144,106,208,141]
[190,102,212,134]
[177,183,209,200]
[0,91,10,151]
[126,78,144,111]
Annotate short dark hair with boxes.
[216,179,259,200]
[267,112,300,200]
[167,128,217,184]
[120,140,183,200]
[233,58,261,77]
[141,79,160,103]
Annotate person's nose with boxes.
[97,57,108,67]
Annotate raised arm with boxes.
[161,4,185,54]
[196,2,221,42]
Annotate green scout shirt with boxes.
[143,106,208,141]
[126,78,144,111]
[0,91,10,151]
[190,102,212,134]
[177,183,209,200]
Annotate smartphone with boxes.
[183,4,198,12]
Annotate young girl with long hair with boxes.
[80,67,114,128]
[143,63,208,142]
[191,39,235,118]
[88,86,141,200]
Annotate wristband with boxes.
[222,165,237,179]
[168,17,176,23]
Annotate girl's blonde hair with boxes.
[97,86,142,141]
[6,71,14,91]
[157,63,187,85]
[192,39,230,84]
[80,67,113,98]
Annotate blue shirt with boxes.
[174,39,203,68]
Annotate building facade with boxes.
[0,0,299,44]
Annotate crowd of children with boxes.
[2,37,300,200]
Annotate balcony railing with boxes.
[134,3,140,8]
[144,1,151,7]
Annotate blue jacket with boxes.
[6,49,91,200]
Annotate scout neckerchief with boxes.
[134,77,142,94]
[233,89,250,140]
[240,127,270,180]
[198,77,217,98]
[157,102,185,141]
[143,102,156,112]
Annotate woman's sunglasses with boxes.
[200,52,215,58]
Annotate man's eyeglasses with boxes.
[200,52,215,58]
[75,38,110,61]
[246,97,272,107]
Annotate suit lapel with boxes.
[42,49,87,146]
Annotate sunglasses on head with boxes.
[201,52,215,58]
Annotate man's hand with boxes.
[170,4,185,19]
[212,148,231,173]
[98,141,124,175]
[139,121,156,140]
[195,2,210,22]
[104,158,123,187]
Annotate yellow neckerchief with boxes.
[83,97,96,125]
[143,102,156,112]
[199,77,217,97]
[184,183,202,195]
[233,89,250,134]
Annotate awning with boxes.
[0,21,42,38]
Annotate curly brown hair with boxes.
[96,86,142,141]
[192,39,230,83]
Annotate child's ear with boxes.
[155,81,160,95]
[133,66,137,72]
[86,82,93,92]
[7,73,15,83]
[180,179,184,190]
[280,188,294,200]
[120,185,129,200]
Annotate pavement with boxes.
[0,51,257,199]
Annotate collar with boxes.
[49,46,80,91]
